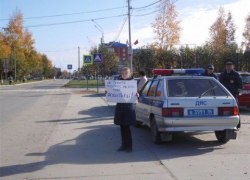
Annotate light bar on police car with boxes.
[152,68,205,76]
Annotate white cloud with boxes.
[180,0,250,46]
[108,0,250,47]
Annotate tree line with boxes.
[0,11,54,81]
[134,1,250,75]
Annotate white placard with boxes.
[105,80,138,103]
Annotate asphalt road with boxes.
[0,80,249,180]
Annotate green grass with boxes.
[64,80,105,88]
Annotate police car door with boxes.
[144,80,159,125]
[136,80,152,122]
[150,80,164,123]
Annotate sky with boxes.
[0,0,249,71]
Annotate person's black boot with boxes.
[117,146,126,151]
[126,147,132,152]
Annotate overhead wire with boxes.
[19,14,127,28]
[133,10,159,16]
[133,0,161,10]
[0,6,127,21]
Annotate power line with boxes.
[133,0,161,10]
[133,10,159,16]
[0,6,127,21]
[135,5,158,12]
[112,17,128,43]
[17,14,127,28]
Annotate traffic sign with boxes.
[67,64,72,70]
[93,53,103,63]
[83,55,93,64]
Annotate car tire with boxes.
[150,118,162,144]
[215,131,230,143]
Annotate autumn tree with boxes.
[0,10,54,81]
[133,47,156,76]
[242,14,250,71]
[152,0,181,50]
[209,7,238,70]
[242,14,250,51]
[225,11,236,47]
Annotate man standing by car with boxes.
[220,60,243,130]
[220,60,243,98]
[137,71,147,92]
[203,64,218,79]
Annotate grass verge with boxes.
[64,80,105,88]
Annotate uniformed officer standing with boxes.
[203,64,218,79]
[220,60,243,98]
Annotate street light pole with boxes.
[92,20,104,44]
[92,20,104,94]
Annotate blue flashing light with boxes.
[153,68,205,76]
[185,68,205,75]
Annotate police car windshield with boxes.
[168,79,227,97]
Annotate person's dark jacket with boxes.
[114,76,136,126]
[203,70,218,79]
[220,70,243,96]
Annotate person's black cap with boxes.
[226,61,234,65]
[207,64,214,69]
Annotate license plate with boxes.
[187,109,214,117]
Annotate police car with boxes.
[136,68,240,144]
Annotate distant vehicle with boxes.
[33,76,44,80]
[238,72,250,107]
[136,68,239,144]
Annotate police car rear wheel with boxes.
[215,131,229,143]
[150,118,162,144]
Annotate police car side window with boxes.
[148,80,159,97]
[156,80,162,97]
[141,81,152,96]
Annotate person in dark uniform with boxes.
[220,61,242,98]
[114,67,137,152]
[220,60,242,129]
[203,64,218,79]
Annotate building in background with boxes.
[105,42,129,72]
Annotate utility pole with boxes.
[78,46,80,70]
[14,46,16,82]
[128,0,133,73]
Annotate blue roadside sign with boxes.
[83,55,93,64]
[93,53,102,63]
[67,64,72,70]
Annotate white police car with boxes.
[136,69,240,144]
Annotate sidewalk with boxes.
[16,92,175,180]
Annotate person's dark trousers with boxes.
[120,125,132,149]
